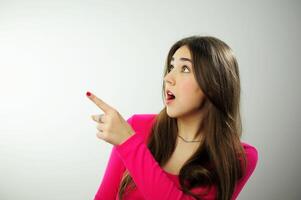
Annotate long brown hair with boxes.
[117,35,247,200]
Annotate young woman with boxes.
[88,35,258,200]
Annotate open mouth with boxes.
[166,90,176,100]
[167,94,175,100]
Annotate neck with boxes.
[176,110,205,141]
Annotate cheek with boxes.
[180,81,204,102]
[180,80,198,95]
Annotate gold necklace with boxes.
[177,135,202,143]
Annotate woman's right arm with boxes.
[94,145,126,200]
[94,116,134,200]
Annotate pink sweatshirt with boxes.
[94,114,258,200]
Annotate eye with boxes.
[168,65,174,72]
[182,65,190,72]
[167,65,190,73]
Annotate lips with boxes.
[166,89,176,100]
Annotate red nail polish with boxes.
[86,91,91,96]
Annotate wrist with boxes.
[118,130,134,145]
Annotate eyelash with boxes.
[167,65,190,73]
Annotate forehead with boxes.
[171,45,191,60]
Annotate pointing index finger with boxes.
[86,91,112,113]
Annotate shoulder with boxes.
[240,141,259,175]
[126,113,158,141]
[131,113,157,122]
[241,142,258,162]
[231,142,259,199]
[127,113,157,127]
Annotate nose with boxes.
[164,71,175,86]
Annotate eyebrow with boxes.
[171,57,192,63]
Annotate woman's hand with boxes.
[86,91,135,146]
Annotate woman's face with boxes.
[164,45,205,118]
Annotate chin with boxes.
[166,108,179,119]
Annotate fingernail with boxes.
[86,91,91,97]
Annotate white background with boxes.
[0,0,300,199]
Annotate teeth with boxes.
[167,92,175,100]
